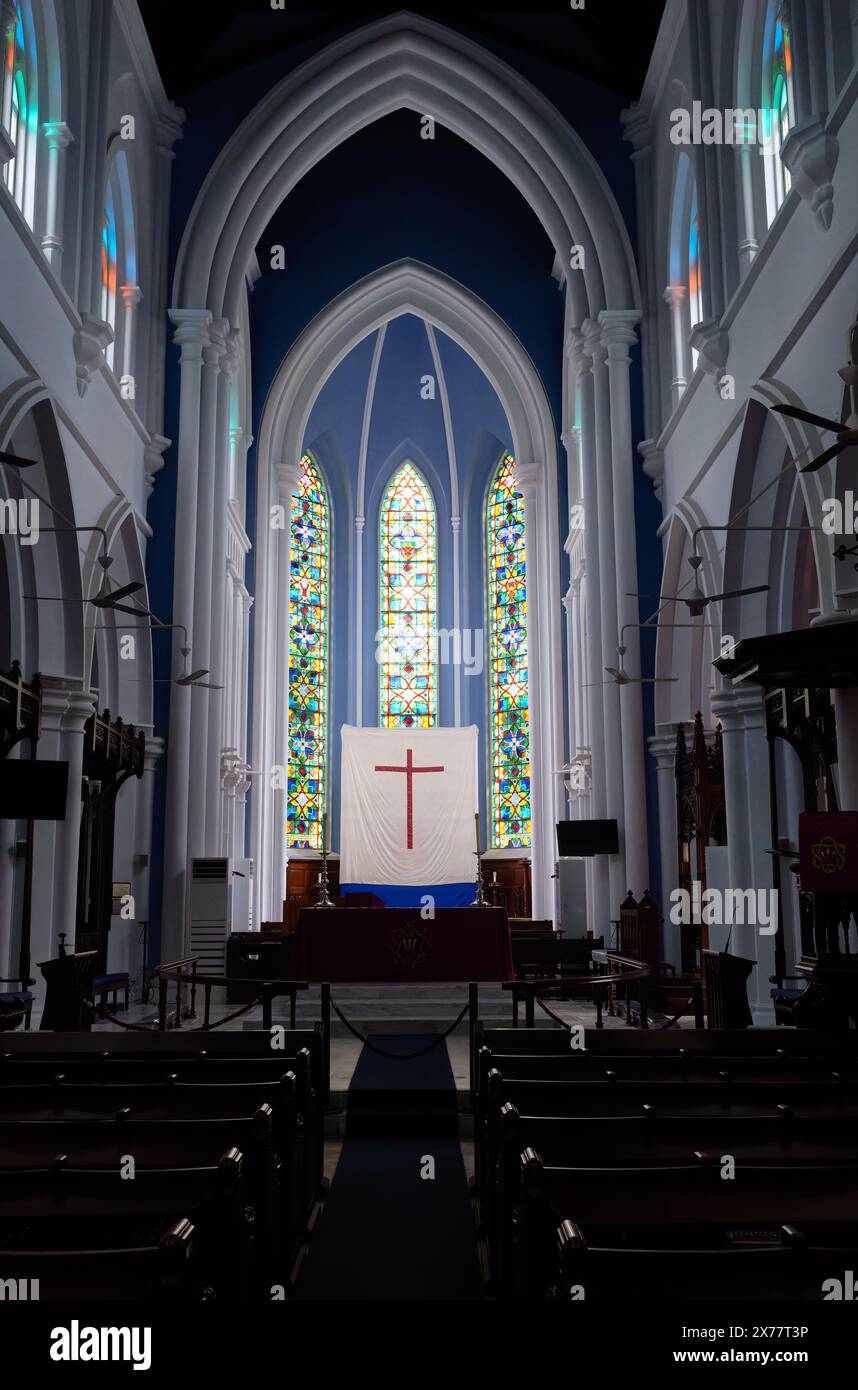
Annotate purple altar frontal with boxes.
[295,906,514,983]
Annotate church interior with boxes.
[2,0,858,1333]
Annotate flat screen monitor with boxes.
[556,819,619,857]
[0,759,69,820]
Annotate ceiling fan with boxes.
[150,645,223,690]
[584,644,678,687]
[769,322,858,473]
[27,554,145,613]
[0,449,37,468]
[629,554,769,617]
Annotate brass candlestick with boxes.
[470,811,489,908]
[316,812,335,909]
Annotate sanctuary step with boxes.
[250,985,569,1035]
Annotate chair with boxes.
[0,976,34,1031]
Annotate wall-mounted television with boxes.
[0,759,69,820]
[556,819,619,857]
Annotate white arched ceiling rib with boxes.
[355,325,385,518]
[173,12,639,326]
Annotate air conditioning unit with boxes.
[189,857,232,975]
[231,857,255,933]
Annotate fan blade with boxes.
[191,682,224,690]
[639,677,679,684]
[0,449,37,468]
[109,602,155,617]
[627,593,683,601]
[91,581,145,609]
[771,403,844,434]
[800,440,848,474]
[177,669,209,686]
[709,584,770,602]
[604,667,623,680]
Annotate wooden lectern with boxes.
[702,949,754,1028]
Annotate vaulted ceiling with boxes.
[139,2,667,101]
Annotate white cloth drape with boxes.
[340,724,478,885]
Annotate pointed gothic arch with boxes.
[250,259,563,925]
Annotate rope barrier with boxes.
[329,996,471,1059]
[534,995,573,1030]
[84,999,160,1032]
[85,994,263,1033]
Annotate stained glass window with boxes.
[762,2,794,224]
[378,461,437,728]
[287,453,330,849]
[688,181,702,370]
[487,452,530,848]
[100,185,118,369]
[3,5,25,207]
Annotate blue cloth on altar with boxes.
[340,882,474,908]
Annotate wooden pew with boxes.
[0,1105,294,1287]
[0,1218,200,1301]
[514,1149,858,1297]
[476,1024,858,1057]
[553,1221,858,1302]
[486,1102,858,1292]
[0,1151,252,1300]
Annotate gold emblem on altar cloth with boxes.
[810,836,847,875]
[389,924,431,968]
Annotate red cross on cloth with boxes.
[373,746,445,849]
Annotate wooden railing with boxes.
[155,957,308,1031]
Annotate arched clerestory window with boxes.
[665,152,704,405]
[486,451,530,849]
[100,150,137,380]
[2,0,37,225]
[287,452,330,849]
[378,461,438,728]
[762,0,794,225]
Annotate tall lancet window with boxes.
[3,1,33,220]
[486,452,530,848]
[762,1,794,224]
[379,461,437,728]
[287,452,330,849]
[100,189,118,366]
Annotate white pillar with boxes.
[663,286,688,407]
[187,322,227,863]
[570,328,610,933]
[601,310,649,898]
[737,145,759,274]
[40,121,74,271]
[163,308,212,960]
[353,515,365,726]
[118,284,142,392]
[649,730,680,966]
[451,513,462,726]
[205,331,240,851]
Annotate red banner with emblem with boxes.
[799,812,858,892]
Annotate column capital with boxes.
[144,432,171,496]
[598,309,640,360]
[567,329,593,376]
[276,460,301,498]
[119,283,143,309]
[561,426,581,457]
[582,317,605,366]
[710,686,764,729]
[354,514,366,534]
[143,735,166,772]
[638,439,665,502]
[42,120,74,151]
[663,283,687,308]
[169,308,213,361]
[647,731,677,770]
[450,514,461,533]
[513,458,539,495]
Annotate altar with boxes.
[295,906,514,983]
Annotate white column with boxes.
[649,731,680,967]
[205,331,240,850]
[40,121,74,271]
[711,688,775,1023]
[663,286,688,407]
[163,309,212,960]
[187,322,227,863]
[737,145,759,274]
[146,109,184,433]
[601,310,648,898]
[451,513,462,726]
[118,284,142,393]
[571,327,610,932]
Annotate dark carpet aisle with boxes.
[295,1034,484,1300]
